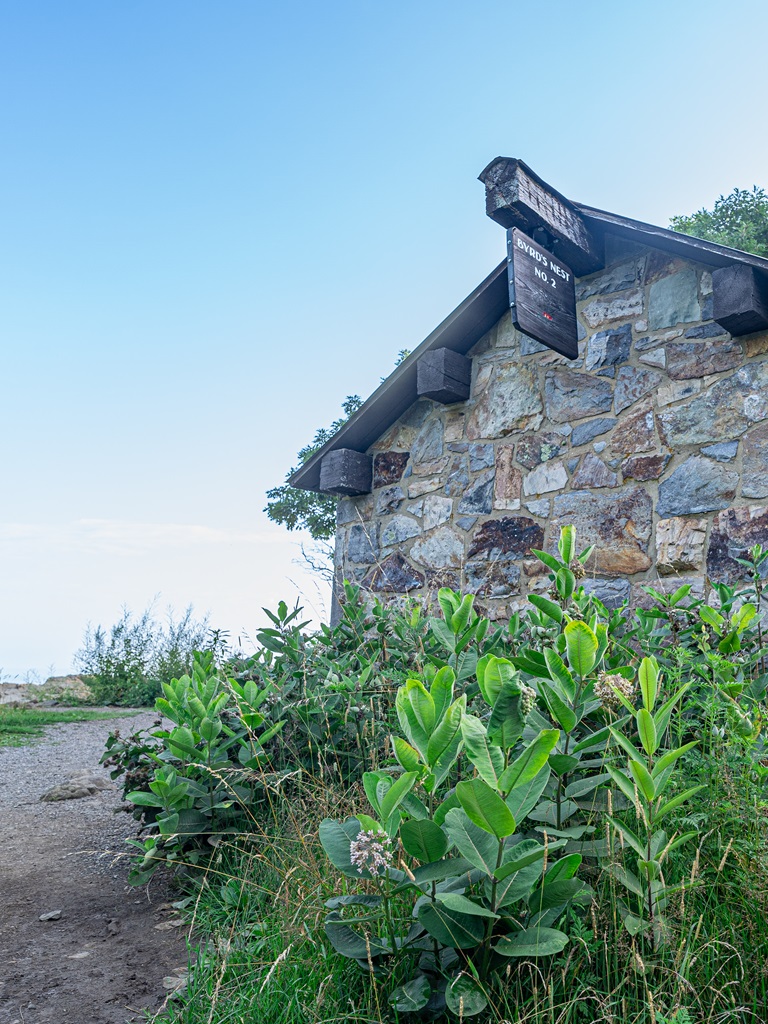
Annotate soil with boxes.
[0,710,190,1024]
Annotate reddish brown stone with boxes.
[572,453,618,489]
[708,506,768,584]
[361,552,424,592]
[373,451,410,488]
[551,487,652,576]
[516,432,564,470]
[665,340,742,381]
[656,517,707,575]
[495,445,522,510]
[621,452,671,481]
[468,516,544,560]
[425,568,461,591]
[610,399,655,457]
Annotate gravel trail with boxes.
[0,710,188,1024]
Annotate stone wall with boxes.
[333,238,768,615]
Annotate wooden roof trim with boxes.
[289,260,509,492]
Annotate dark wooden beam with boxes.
[479,157,603,276]
[416,347,471,403]
[319,449,372,495]
[713,264,768,336]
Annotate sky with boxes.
[2,0,768,680]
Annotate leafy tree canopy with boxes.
[670,185,768,257]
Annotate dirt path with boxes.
[0,711,188,1024]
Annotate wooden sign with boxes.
[508,228,578,359]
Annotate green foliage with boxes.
[264,394,363,540]
[76,603,211,705]
[670,185,768,257]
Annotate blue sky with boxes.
[2,0,767,678]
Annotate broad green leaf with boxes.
[406,679,436,735]
[430,666,455,722]
[606,765,637,807]
[607,863,644,898]
[456,779,516,838]
[564,620,598,677]
[392,736,422,773]
[438,587,459,623]
[545,853,582,881]
[628,759,656,802]
[380,772,418,821]
[461,715,504,787]
[653,683,691,737]
[168,726,197,759]
[638,657,659,712]
[443,808,499,874]
[499,729,560,794]
[505,764,551,824]
[418,901,485,949]
[656,785,706,821]
[400,819,449,863]
[325,913,388,959]
[494,926,569,957]
[539,680,577,732]
[450,593,475,636]
[396,685,429,759]
[528,593,563,624]
[319,817,366,878]
[433,790,461,827]
[488,682,526,749]
[652,741,699,778]
[530,548,562,573]
[478,656,515,706]
[435,893,498,918]
[564,774,609,800]
[609,727,645,765]
[529,877,584,913]
[446,975,488,1017]
[558,524,575,564]
[409,856,474,887]
[427,696,466,785]
[637,708,658,756]
[555,566,576,602]
[699,605,724,631]
[543,648,576,700]
[669,584,691,607]
[607,817,646,859]
[549,753,579,776]
[389,976,431,1013]
[494,839,550,880]
[363,771,386,816]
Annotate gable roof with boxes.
[291,190,768,494]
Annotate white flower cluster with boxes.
[594,673,636,709]
[520,684,537,716]
[349,829,393,876]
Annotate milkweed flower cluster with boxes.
[349,829,393,876]
[594,672,636,710]
[520,684,537,716]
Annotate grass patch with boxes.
[0,706,141,747]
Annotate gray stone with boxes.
[581,578,630,609]
[700,292,714,321]
[610,399,656,456]
[375,486,404,516]
[411,417,444,464]
[456,516,478,531]
[444,456,470,497]
[550,488,653,576]
[701,441,738,462]
[468,516,544,560]
[684,321,726,339]
[614,367,663,414]
[657,456,738,517]
[525,499,550,517]
[516,432,565,468]
[406,500,424,516]
[593,442,607,453]
[520,334,548,355]
[466,362,543,439]
[742,423,768,498]
[39,910,63,921]
[708,506,768,583]
[40,771,111,802]
[657,379,702,407]
[380,515,421,548]
[576,259,643,301]
[566,457,579,472]
[411,527,465,569]
[571,417,617,447]
[585,324,632,370]
[465,560,521,599]
[337,495,372,525]
[649,269,700,329]
[422,494,454,530]
[468,443,495,471]
[582,290,644,328]
[572,453,618,488]
[523,461,568,496]
[347,524,379,563]
[659,362,768,447]
[665,340,742,380]
[638,347,666,368]
[545,369,614,423]
[407,476,442,498]
[362,552,425,593]
[458,469,495,515]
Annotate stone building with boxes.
[291,159,768,619]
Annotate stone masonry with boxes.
[333,242,768,614]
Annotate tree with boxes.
[265,394,364,541]
[670,185,768,257]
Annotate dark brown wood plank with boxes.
[416,348,471,403]
[479,158,603,276]
[713,264,768,336]
[319,449,372,495]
